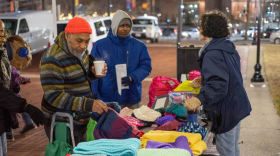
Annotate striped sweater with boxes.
[40,32,97,125]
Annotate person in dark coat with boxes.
[184,11,252,156]
[0,19,45,156]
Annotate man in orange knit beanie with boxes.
[40,17,108,144]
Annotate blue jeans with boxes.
[21,112,33,125]
[216,122,241,156]
[0,133,7,156]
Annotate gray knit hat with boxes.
[119,18,131,27]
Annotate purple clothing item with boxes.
[156,115,176,126]
[146,136,193,156]
[10,66,20,96]
[180,122,186,127]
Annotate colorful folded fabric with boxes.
[105,102,121,113]
[176,117,187,123]
[177,114,207,139]
[137,148,191,156]
[94,108,141,140]
[154,120,180,131]
[146,136,193,156]
[73,138,141,156]
[164,113,176,118]
[179,122,186,127]
[165,104,187,118]
[140,131,207,155]
[156,115,176,126]
[178,122,207,139]
[154,107,166,116]
[119,107,133,117]
[133,105,162,122]
[124,116,144,127]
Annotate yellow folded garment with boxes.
[140,131,207,155]
[174,81,200,94]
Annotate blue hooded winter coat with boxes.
[90,30,152,105]
[197,38,252,134]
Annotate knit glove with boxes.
[24,104,46,126]
[184,97,201,111]
[191,77,202,88]
[122,76,133,86]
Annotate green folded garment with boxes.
[137,148,191,156]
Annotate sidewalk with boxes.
[239,45,280,156]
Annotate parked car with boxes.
[241,27,263,37]
[161,27,177,37]
[263,28,279,38]
[131,16,160,43]
[0,11,53,54]
[57,16,112,52]
[182,28,199,39]
[270,30,280,44]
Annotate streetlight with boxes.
[251,0,264,82]
[270,3,276,22]
[252,0,257,45]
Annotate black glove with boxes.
[121,76,134,86]
[13,84,20,94]
[24,104,46,127]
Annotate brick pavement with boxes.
[6,43,249,156]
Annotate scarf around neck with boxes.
[0,47,11,90]
[198,38,213,57]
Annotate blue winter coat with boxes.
[197,38,252,134]
[91,30,152,105]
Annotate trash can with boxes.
[177,43,201,82]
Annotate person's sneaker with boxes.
[19,124,37,134]
[6,134,14,141]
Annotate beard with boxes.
[67,40,86,58]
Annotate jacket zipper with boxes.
[127,51,129,68]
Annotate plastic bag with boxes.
[148,76,180,108]
[188,70,201,80]
[174,81,200,94]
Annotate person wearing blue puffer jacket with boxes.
[91,10,152,109]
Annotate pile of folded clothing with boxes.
[93,108,144,140]
[140,130,207,155]
[73,138,141,156]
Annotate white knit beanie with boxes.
[133,105,162,122]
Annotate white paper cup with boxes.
[93,61,105,75]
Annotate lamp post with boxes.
[52,0,57,37]
[270,3,276,22]
[251,0,264,83]
[252,0,257,45]
[177,0,183,44]
[107,0,110,17]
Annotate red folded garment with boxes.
[124,116,145,127]
[164,113,176,118]
[154,120,180,131]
